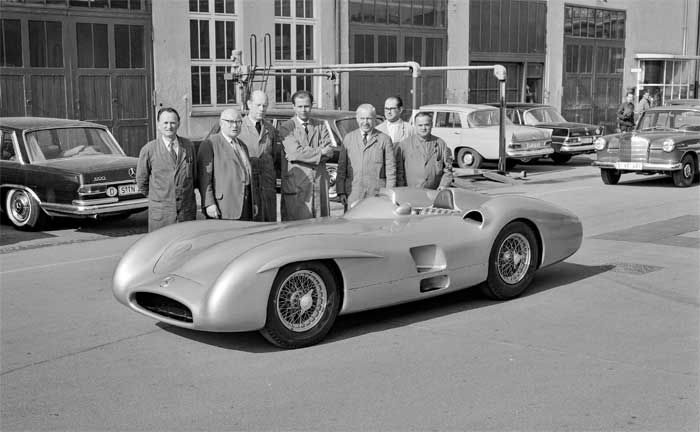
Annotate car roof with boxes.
[485,102,551,109]
[418,103,498,112]
[647,105,700,112]
[0,117,105,131]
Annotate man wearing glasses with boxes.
[197,108,254,220]
[377,96,414,144]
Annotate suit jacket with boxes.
[135,136,197,232]
[277,117,332,221]
[197,132,252,220]
[336,128,396,205]
[395,134,453,190]
[376,119,414,143]
[238,116,278,222]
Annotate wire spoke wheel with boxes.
[275,270,328,332]
[496,233,532,284]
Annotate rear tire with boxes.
[600,169,621,185]
[5,188,47,230]
[456,147,482,169]
[551,153,572,164]
[260,261,339,349]
[672,154,696,187]
[481,221,538,300]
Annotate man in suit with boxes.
[238,90,278,222]
[395,111,453,190]
[136,107,197,232]
[376,95,414,144]
[337,104,396,209]
[197,108,253,220]
[278,90,335,221]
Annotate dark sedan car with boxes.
[487,103,602,164]
[1,117,147,229]
[591,105,700,187]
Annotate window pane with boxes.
[282,23,290,59]
[191,66,201,105]
[423,0,434,26]
[387,0,400,24]
[401,0,412,25]
[404,36,421,64]
[564,6,572,35]
[378,35,396,62]
[413,0,423,25]
[350,0,362,22]
[130,0,141,9]
[1,19,22,67]
[114,24,130,68]
[216,66,235,104]
[216,21,225,59]
[77,23,93,68]
[305,0,313,18]
[376,0,387,24]
[200,20,209,59]
[276,72,291,102]
[29,21,46,67]
[296,24,304,60]
[296,0,304,17]
[362,0,374,23]
[201,67,211,104]
[111,0,128,8]
[46,21,62,67]
[94,24,108,67]
[190,20,199,59]
[215,0,235,13]
[130,25,144,68]
[189,0,198,11]
[305,24,312,60]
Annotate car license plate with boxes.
[118,184,138,195]
[615,162,643,170]
[580,137,593,143]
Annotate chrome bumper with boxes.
[507,147,554,158]
[560,143,596,153]
[41,198,148,217]
[592,161,683,171]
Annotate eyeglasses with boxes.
[384,107,400,111]
[221,118,242,126]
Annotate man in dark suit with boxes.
[278,90,335,221]
[136,107,197,232]
[196,108,253,220]
[238,90,278,222]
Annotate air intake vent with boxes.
[134,292,192,323]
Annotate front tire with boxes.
[260,261,339,349]
[672,154,696,187]
[456,147,483,168]
[600,169,621,185]
[481,221,539,300]
[5,188,47,230]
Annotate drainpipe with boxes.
[682,0,689,55]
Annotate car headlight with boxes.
[662,138,675,152]
[593,137,606,151]
[595,127,602,135]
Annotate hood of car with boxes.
[153,218,387,278]
[34,155,139,183]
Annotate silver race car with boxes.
[113,188,582,349]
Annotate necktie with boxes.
[255,122,261,134]
[169,142,178,163]
[303,122,309,135]
[362,133,367,146]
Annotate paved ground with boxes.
[1,155,698,431]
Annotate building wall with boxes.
[445,0,469,103]
[546,0,700,111]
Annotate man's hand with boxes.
[205,204,220,219]
[321,144,335,158]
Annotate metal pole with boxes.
[492,65,508,173]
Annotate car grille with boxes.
[619,136,649,162]
[134,292,193,323]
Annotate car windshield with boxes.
[522,107,567,124]
[24,127,124,162]
[467,109,513,127]
[637,110,700,131]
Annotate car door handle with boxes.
[452,131,460,135]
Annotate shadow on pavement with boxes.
[157,261,613,353]
[0,222,56,246]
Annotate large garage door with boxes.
[562,5,626,133]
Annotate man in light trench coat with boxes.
[136,107,197,232]
[278,90,335,221]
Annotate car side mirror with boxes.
[394,203,412,216]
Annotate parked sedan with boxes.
[591,105,700,187]
[487,103,602,164]
[413,104,553,169]
[0,117,147,229]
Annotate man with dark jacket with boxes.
[136,107,197,232]
[617,92,636,132]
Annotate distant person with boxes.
[377,96,414,144]
[278,90,335,221]
[525,85,535,103]
[136,107,197,232]
[617,92,635,132]
[636,90,652,117]
[395,112,453,190]
[337,104,396,209]
[238,90,278,222]
[197,108,253,220]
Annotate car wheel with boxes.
[600,169,621,185]
[672,154,696,187]
[260,261,339,349]
[551,153,572,164]
[456,147,482,168]
[326,165,338,199]
[481,221,539,300]
[4,188,47,230]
